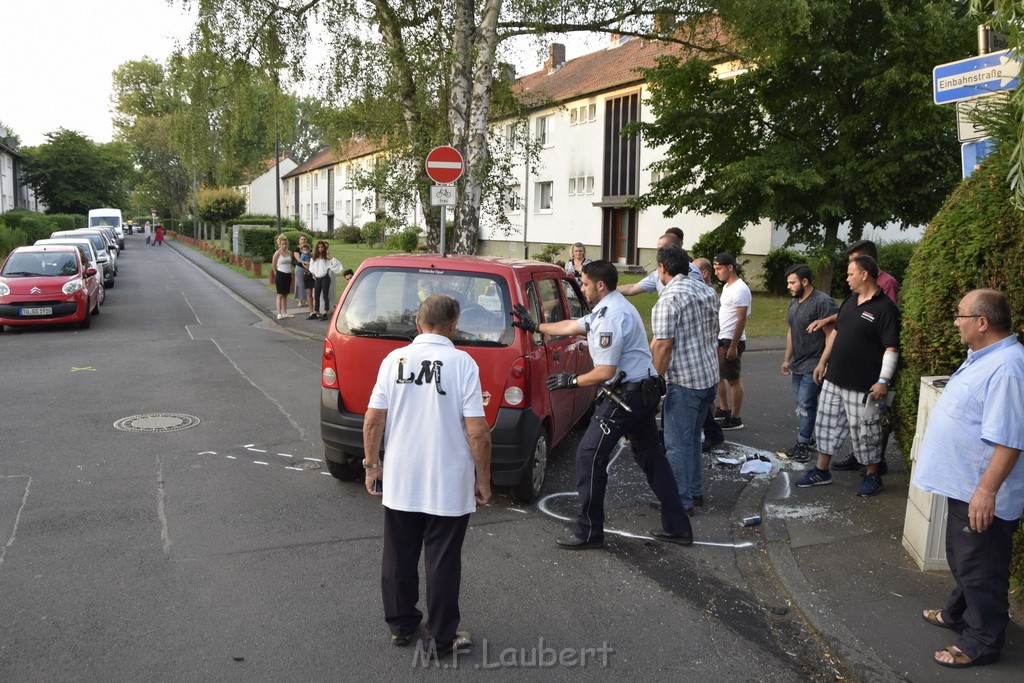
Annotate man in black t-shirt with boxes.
[796,256,900,497]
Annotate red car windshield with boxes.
[338,267,514,347]
[3,252,79,277]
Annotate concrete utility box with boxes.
[902,376,951,571]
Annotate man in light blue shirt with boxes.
[912,289,1024,669]
[616,229,702,297]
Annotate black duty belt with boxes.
[620,380,645,393]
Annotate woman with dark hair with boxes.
[309,241,343,320]
[271,235,294,319]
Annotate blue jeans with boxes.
[663,383,717,508]
[791,372,822,444]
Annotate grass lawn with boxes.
[617,273,792,339]
[185,239,793,336]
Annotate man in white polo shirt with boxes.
[362,294,492,658]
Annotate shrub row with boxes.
[760,239,918,297]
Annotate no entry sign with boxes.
[425,146,464,184]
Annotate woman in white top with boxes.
[271,235,294,319]
[309,240,343,320]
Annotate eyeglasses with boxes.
[952,313,983,321]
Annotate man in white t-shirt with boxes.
[713,253,751,430]
[363,294,492,658]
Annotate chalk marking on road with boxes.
[781,471,792,499]
[70,366,96,372]
[156,458,172,556]
[245,447,267,453]
[303,457,321,462]
[253,461,269,465]
[536,440,755,549]
[243,444,255,448]
[321,471,333,476]
[208,338,311,444]
[198,451,217,456]
[225,455,237,460]
[0,476,31,569]
[179,288,203,326]
[278,453,294,458]
[508,508,528,514]
[285,466,303,471]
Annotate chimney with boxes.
[497,62,516,82]
[545,43,566,73]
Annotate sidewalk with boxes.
[168,237,1022,679]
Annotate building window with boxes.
[536,115,552,146]
[505,184,522,212]
[588,103,597,122]
[567,178,577,195]
[505,123,518,148]
[585,176,595,194]
[569,109,578,126]
[314,203,319,219]
[651,169,662,185]
[314,172,319,188]
[569,104,597,125]
[536,181,553,211]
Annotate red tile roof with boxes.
[282,138,384,179]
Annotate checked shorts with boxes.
[814,380,884,465]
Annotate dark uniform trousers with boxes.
[382,507,470,649]
[574,385,692,542]
[942,498,1020,660]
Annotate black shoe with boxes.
[830,454,860,471]
[650,529,693,546]
[307,313,319,320]
[702,435,725,453]
[692,495,704,507]
[391,634,413,647]
[721,416,744,430]
[789,443,813,463]
[556,535,604,549]
[714,408,731,421]
[649,499,694,514]
[428,630,473,658]
[648,499,661,511]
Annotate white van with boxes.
[88,208,125,249]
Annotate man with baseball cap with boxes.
[712,253,751,430]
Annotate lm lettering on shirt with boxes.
[395,357,446,394]
[860,311,875,323]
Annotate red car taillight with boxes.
[501,357,529,408]
[321,338,339,388]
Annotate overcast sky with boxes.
[4,0,603,150]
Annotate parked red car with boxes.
[320,254,597,501]
[0,245,100,332]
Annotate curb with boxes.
[166,239,325,343]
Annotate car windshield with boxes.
[89,217,118,228]
[2,252,79,277]
[58,232,105,254]
[338,267,514,347]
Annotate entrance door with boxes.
[602,207,636,264]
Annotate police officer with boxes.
[513,260,693,549]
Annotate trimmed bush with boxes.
[531,243,565,264]
[239,227,278,262]
[894,149,1024,596]
[385,227,421,253]
[338,225,362,243]
[877,239,915,288]
[227,214,305,231]
[48,213,85,230]
[691,228,746,276]
[279,230,314,251]
[18,214,59,243]
[0,224,29,261]
[761,247,803,295]
[361,220,385,246]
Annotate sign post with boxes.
[425,146,465,256]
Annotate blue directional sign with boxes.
[933,49,1021,105]
[961,138,995,180]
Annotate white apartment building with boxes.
[235,155,298,216]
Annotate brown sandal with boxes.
[921,609,956,631]
[934,645,999,669]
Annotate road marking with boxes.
[246,447,267,453]
[70,367,96,372]
[303,457,321,462]
[278,453,294,458]
[285,466,303,471]
[253,461,269,465]
[198,451,217,455]
[225,455,237,460]
[156,457,171,556]
[0,476,31,569]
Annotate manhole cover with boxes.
[114,413,201,433]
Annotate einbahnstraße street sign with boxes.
[933,49,1021,105]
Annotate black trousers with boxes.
[702,408,723,442]
[942,498,1020,660]
[573,387,691,542]
[382,507,470,648]
[313,275,331,313]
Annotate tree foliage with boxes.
[197,187,247,223]
[19,129,134,214]
[633,0,975,286]
[179,0,727,253]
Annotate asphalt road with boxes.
[0,238,837,680]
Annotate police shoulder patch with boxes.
[599,332,613,348]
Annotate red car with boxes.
[320,254,597,501]
[0,245,101,332]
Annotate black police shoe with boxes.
[556,535,604,549]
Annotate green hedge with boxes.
[48,213,86,231]
[279,230,314,251]
[228,214,305,231]
[691,228,746,277]
[761,248,804,295]
[893,149,1024,597]
[239,227,278,262]
[0,224,28,261]
[385,227,421,253]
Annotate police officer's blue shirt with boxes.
[637,263,703,294]
[580,291,656,383]
[912,335,1024,520]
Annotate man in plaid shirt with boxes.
[651,244,721,511]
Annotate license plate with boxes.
[20,307,52,316]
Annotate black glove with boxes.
[511,304,537,333]
[546,372,578,391]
